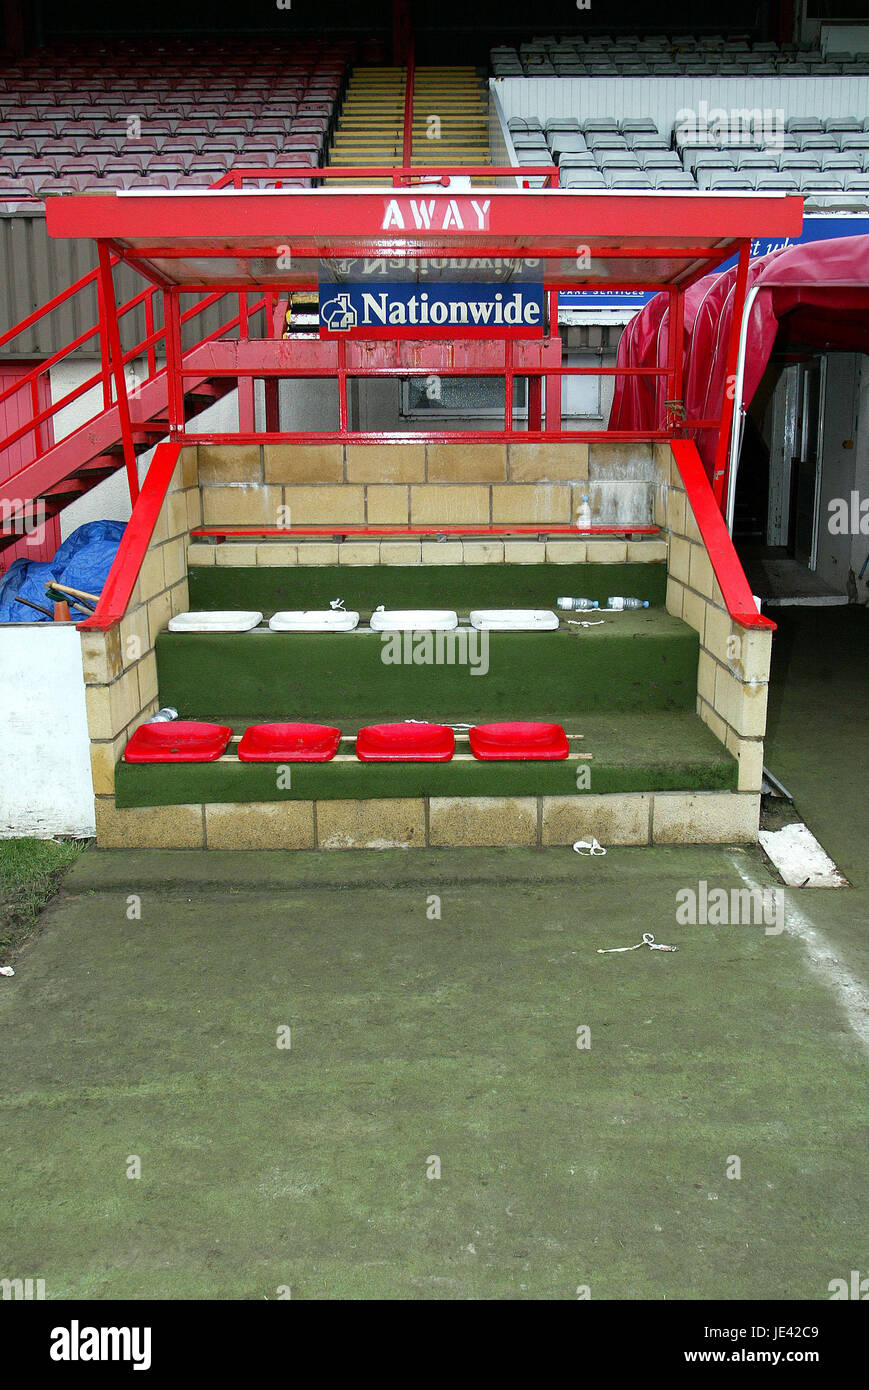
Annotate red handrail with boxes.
[0,272,270,483]
[192,525,661,539]
[78,440,182,632]
[670,439,775,632]
[212,164,560,189]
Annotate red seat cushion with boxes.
[469,721,569,761]
[355,722,454,762]
[124,721,233,763]
[237,722,341,762]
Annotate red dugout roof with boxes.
[45,188,803,292]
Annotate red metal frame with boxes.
[0,180,802,535]
[670,439,775,632]
[97,242,139,504]
[0,271,271,512]
[711,239,752,510]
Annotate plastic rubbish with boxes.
[0,966,15,977]
[575,494,592,528]
[557,596,599,611]
[606,597,649,610]
[597,933,677,954]
[148,707,179,723]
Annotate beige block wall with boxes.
[79,441,761,850]
[93,789,761,850]
[189,442,663,567]
[197,441,593,528]
[654,442,772,800]
[80,447,198,818]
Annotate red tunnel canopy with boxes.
[609,234,869,476]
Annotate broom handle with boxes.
[45,581,100,603]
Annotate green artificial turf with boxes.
[114,710,736,807]
[154,609,698,724]
[188,561,668,615]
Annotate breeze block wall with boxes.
[186,441,664,569]
[79,447,201,845]
[653,442,771,838]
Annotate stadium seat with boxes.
[355,723,455,763]
[468,722,570,761]
[237,723,342,762]
[124,721,233,763]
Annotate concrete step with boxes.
[114,708,736,809]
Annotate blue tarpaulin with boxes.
[0,520,125,623]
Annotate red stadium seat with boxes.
[124,721,233,763]
[468,722,570,761]
[356,722,455,762]
[237,722,342,762]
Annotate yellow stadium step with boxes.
[329,64,490,176]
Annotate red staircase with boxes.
[0,257,274,567]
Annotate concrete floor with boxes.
[0,607,866,1300]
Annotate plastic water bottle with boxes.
[557,596,599,611]
[148,707,179,723]
[606,597,649,610]
[575,494,592,529]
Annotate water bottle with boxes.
[557,596,599,611]
[148,707,179,723]
[606,597,649,610]
[575,494,592,529]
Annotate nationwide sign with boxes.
[319,281,545,339]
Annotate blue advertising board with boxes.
[319,281,545,339]
[558,215,869,311]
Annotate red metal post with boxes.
[670,285,685,424]
[337,337,348,431]
[96,267,112,409]
[236,292,256,433]
[97,241,139,504]
[665,286,686,432]
[400,38,415,187]
[29,375,43,456]
[144,292,156,380]
[545,288,561,433]
[164,287,184,437]
[712,239,751,510]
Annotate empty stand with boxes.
[492,35,869,77]
[0,37,352,200]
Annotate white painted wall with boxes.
[0,624,95,838]
[492,75,869,133]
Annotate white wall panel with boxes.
[0,624,94,837]
[492,77,869,134]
